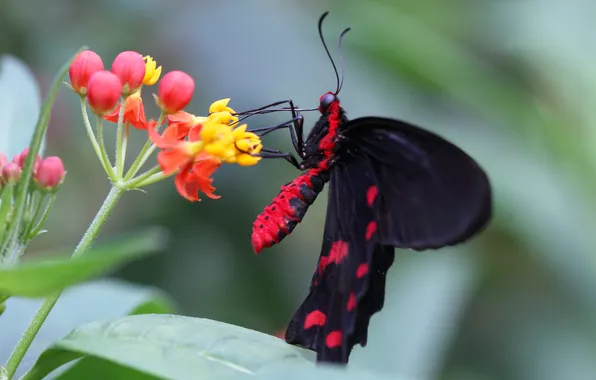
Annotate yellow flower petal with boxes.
[143,56,162,86]
[237,154,261,166]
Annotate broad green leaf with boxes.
[24,314,315,380]
[55,357,162,380]
[0,228,167,297]
[0,55,42,158]
[0,279,177,378]
[0,366,7,380]
[254,363,404,380]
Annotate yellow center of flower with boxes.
[142,55,162,86]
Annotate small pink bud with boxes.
[87,71,123,115]
[0,152,8,168]
[69,50,105,95]
[2,163,21,185]
[157,71,195,114]
[12,148,41,173]
[111,51,146,96]
[35,156,66,190]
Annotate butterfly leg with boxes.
[255,147,300,169]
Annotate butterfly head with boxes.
[318,92,338,114]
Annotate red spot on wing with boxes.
[365,221,377,241]
[304,310,327,329]
[329,241,348,264]
[356,263,369,278]
[347,293,357,312]
[366,186,378,206]
[325,330,343,349]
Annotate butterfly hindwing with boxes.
[342,116,492,250]
[285,155,395,363]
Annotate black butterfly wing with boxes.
[342,116,492,250]
[285,156,395,363]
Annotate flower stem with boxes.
[3,186,125,378]
[96,118,116,181]
[115,99,126,177]
[123,113,166,181]
[80,98,110,175]
[28,193,56,238]
[123,166,165,189]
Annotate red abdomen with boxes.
[252,169,329,253]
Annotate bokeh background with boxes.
[3,0,596,379]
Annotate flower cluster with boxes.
[68,50,263,202]
[0,148,65,261]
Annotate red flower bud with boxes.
[2,163,21,185]
[35,156,66,191]
[87,71,123,115]
[69,50,104,95]
[157,71,195,114]
[111,51,146,96]
[12,148,41,173]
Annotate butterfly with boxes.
[245,12,492,363]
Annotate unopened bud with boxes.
[2,163,21,185]
[35,156,66,191]
[12,148,41,173]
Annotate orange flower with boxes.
[104,91,148,130]
[148,125,203,175]
[166,111,206,140]
[174,152,221,202]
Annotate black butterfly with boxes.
[243,12,492,363]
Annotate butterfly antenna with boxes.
[335,27,351,95]
[318,12,341,95]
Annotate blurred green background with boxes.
[3,0,596,379]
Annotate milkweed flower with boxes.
[143,55,162,86]
[156,71,195,114]
[148,99,263,201]
[111,51,146,96]
[34,156,66,192]
[104,90,148,129]
[86,71,122,115]
[69,50,104,95]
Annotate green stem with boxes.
[28,193,56,238]
[3,186,125,378]
[96,118,116,181]
[123,113,166,181]
[115,99,126,177]
[123,166,165,189]
[80,98,109,175]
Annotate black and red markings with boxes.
[251,170,328,253]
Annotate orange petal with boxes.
[156,148,193,175]
[167,111,193,125]
[103,103,122,122]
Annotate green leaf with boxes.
[0,365,7,380]
[0,279,177,378]
[128,292,177,315]
[55,357,162,380]
[0,228,167,297]
[24,314,315,380]
[0,55,42,158]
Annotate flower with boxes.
[69,50,104,95]
[149,98,263,202]
[156,71,195,114]
[12,148,41,173]
[174,152,221,202]
[143,55,162,86]
[0,152,9,169]
[1,163,21,185]
[229,125,262,166]
[166,111,206,140]
[111,51,146,96]
[86,71,123,115]
[34,156,66,191]
[103,90,148,130]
